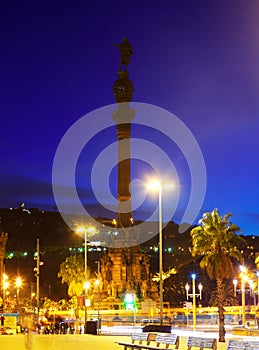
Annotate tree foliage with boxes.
[152,267,177,282]
[190,208,245,342]
[58,254,86,297]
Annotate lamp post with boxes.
[146,179,163,325]
[3,274,9,312]
[83,228,88,334]
[234,267,259,326]
[256,271,259,305]
[34,238,42,324]
[248,279,257,326]
[95,260,101,335]
[158,182,163,326]
[185,273,202,331]
[241,277,246,326]
[240,265,248,327]
[234,265,248,326]
[76,226,95,333]
[15,276,22,311]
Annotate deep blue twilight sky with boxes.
[0,1,258,235]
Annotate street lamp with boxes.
[76,226,95,333]
[256,271,259,305]
[233,265,251,326]
[95,260,101,335]
[248,279,257,326]
[3,274,9,311]
[146,179,163,325]
[185,273,202,331]
[240,265,248,326]
[235,269,259,327]
[34,238,43,323]
[15,276,22,311]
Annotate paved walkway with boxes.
[0,329,255,350]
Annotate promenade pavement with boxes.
[0,328,255,350]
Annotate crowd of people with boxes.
[38,320,75,335]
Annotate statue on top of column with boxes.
[114,38,133,71]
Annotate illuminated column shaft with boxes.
[116,121,132,227]
[113,69,135,228]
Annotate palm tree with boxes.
[190,208,245,342]
[58,254,86,297]
[58,254,91,333]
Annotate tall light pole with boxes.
[241,278,246,326]
[95,260,101,335]
[146,179,163,325]
[233,266,250,326]
[15,276,22,311]
[256,271,259,305]
[84,227,88,333]
[158,183,163,326]
[240,265,247,326]
[185,273,202,331]
[248,280,257,326]
[76,226,95,333]
[3,273,9,312]
[84,229,87,289]
[36,238,40,322]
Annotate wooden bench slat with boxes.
[187,336,217,350]
[155,334,179,349]
[228,339,259,350]
[116,333,150,350]
[117,333,179,350]
[156,334,178,343]
[247,342,259,347]
[132,333,149,344]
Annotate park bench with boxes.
[187,336,217,350]
[228,339,259,350]
[148,333,179,349]
[116,332,154,350]
[117,333,179,350]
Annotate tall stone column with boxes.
[112,99,135,228]
[112,39,135,228]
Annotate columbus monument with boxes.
[95,39,158,308]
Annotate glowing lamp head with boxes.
[191,273,196,280]
[16,277,22,288]
[239,265,247,273]
[84,281,90,290]
[76,226,85,234]
[76,226,95,235]
[124,293,134,303]
[146,179,161,191]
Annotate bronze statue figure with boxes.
[114,38,133,71]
